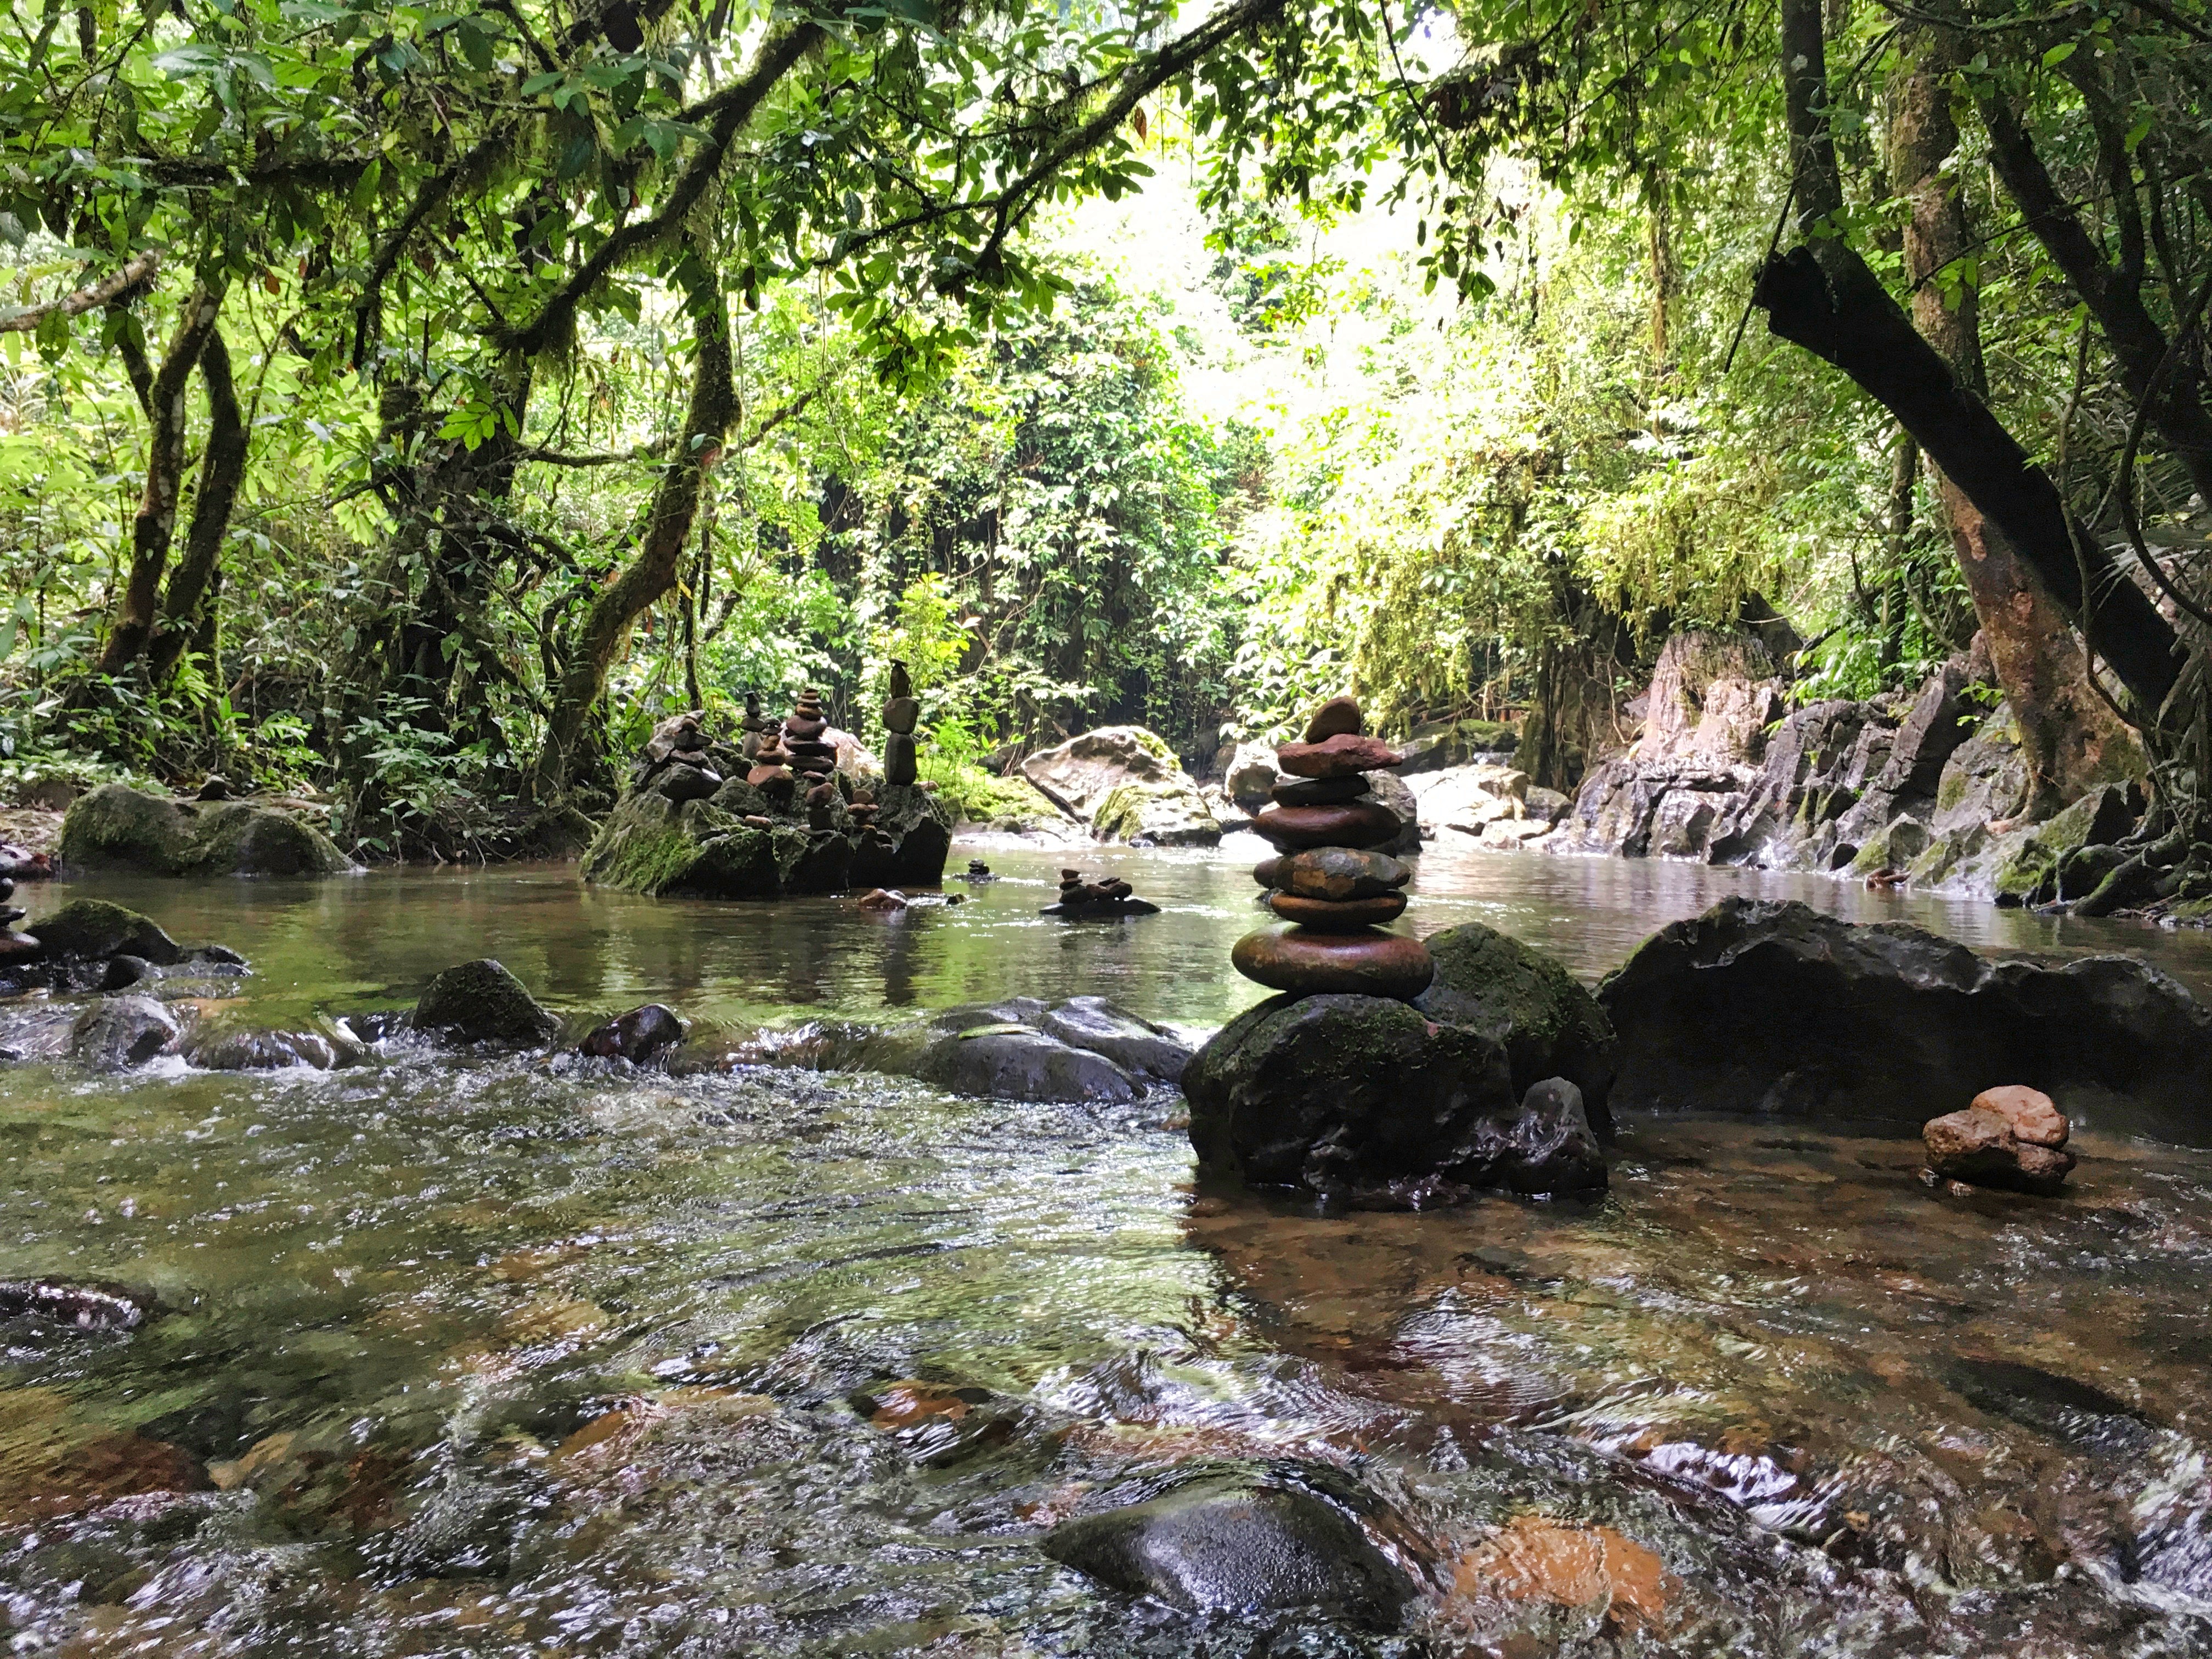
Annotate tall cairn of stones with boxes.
[1234,697,1432,1001]
[882,661,920,786]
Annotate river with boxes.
[0,838,2206,1655]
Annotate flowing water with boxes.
[1,838,2209,1656]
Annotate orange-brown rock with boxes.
[1923,1106,2076,1195]
[1971,1084,2067,1147]
[1269,892,1407,930]
[1274,733,1404,778]
[1231,924,1434,1000]
[1444,1514,1675,1637]
[1251,801,1403,851]
[1302,696,1364,743]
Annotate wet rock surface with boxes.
[1600,896,2212,1141]
[412,958,562,1047]
[812,995,1193,1103]
[1414,922,1616,1137]
[0,1277,157,1332]
[58,782,356,877]
[69,994,180,1070]
[1043,1462,1421,1625]
[1022,727,1221,847]
[578,1002,686,1066]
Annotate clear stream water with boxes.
[1,837,2209,1656]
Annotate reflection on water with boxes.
[0,840,2205,1655]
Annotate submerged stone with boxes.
[1042,1463,1420,1626]
[70,995,180,1070]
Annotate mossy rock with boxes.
[413,959,561,1046]
[1413,922,1615,1135]
[59,784,353,877]
[30,899,185,965]
[1092,777,1221,847]
[580,792,785,897]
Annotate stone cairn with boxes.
[1235,696,1432,1001]
[0,878,31,961]
[634,711,726,804]
[882,661,921,786]
[1043,867,1160,918]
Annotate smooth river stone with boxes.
[1269,773,1368,806]
[1232,925,1435,1001]
[1275,733,1404,778]
[1971,1084,2067,1147]
[1271,846,1411,900]
[883,731,918,786]
[1268,891,1406,930]
[883,696,921,735]
[1302,696,1364,744]
[1251,801,1403,851]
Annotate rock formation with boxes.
[1923,1085,2076,1195]
[1186,698,1607,1205]
[580,701,952,898]
[1238,699,1431,1001]
[1020,726,1221,845]
[59,782,357,878]
[1042,867,1160,918]
[882,660,920,787]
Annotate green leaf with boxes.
[2041,42,2078,69]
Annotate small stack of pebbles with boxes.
[883,662,920,786]
[1235,696,1431,1000]
[746,728,798,807]
[738,689,768,757]
[1042,867,1160,918]
[782,689,838,781]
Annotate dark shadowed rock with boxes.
[579,1003,686,1066]
[1475,1078,1607,1195]
[100,954,153,991]
[1183,994,1523,1198]
[32,899,185,966]
[1415,922,1616,1137]
[1042,1462,1420,1626]
[413,960,561,1047]
[71,996,180,1070]
[1600,896,2212,1142]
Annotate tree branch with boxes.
[0,251,159,333]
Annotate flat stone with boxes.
[1275,733,1404,778]
[1270,772,1369,806]
[883,696,920,735]
[656,763,720,803]
[1972,1084,2067,1147]
[1251,801,1404,851]
[1302,696,1364,744]
[1232,924,1435,1001]
[746,764,794,790]
[1269,847,1412,901]
[1269,891,1407,930]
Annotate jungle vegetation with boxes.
[2,0,2208,867]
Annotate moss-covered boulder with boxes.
[30,899,185,964]
[413,959,561,1046]
[1022,727,1220,846]
[1183,992,1601,1203]
[59,784,354,877]
[1413,922,1615,1136]
[580,772,950,897]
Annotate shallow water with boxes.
[0,840,2207,1656]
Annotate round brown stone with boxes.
[1252,856,1285,888]
[1232,925,1435,1001]
[1273,846,1411,900]
[746,764,794,790]
[1269,891,1406,930]
[1269,772,1368,806]
[1251,802,1404,851]
[883,696,921,735]
[1302,696,1364,744]
[1275,733,1404,777]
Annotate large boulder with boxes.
[1396,714,1517,775]
[581,776,950,897]
[1414,922,1615,1136]
[1042,1462,1421,1626]
[1222,741,1283,811]
[1184,993,1604,1203]
[1599,896,2212,1143]
[30,899,185,966]
[412,960,561,1047]
[59,785,355,877]
[1022,728,1220,846]
[1634,631,1779,761]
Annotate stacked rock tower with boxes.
[1234,696,1432,1001]
[882,662,920,786]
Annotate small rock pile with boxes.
[1922,1085,2076,1195]
[1237,697,1431,1001]
[0,878,33,961]
[633,711,733,804]
[1043,867,1160,918]
[883,662,921,786]
[782,689,837,779]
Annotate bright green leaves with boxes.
[437,398,521,450]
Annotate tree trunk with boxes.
[93,287,222,677]
[1761,0,2182,714]
[1974,78,2212,507]
[533,281,737,797]
[147,328,246,682]
[1891,24,2137,814]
